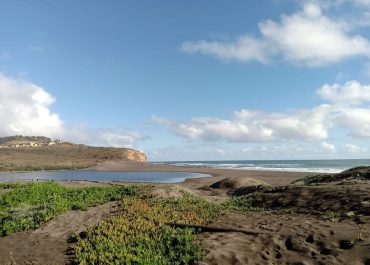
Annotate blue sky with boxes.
[1,0,370,161]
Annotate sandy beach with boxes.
[88,160,311,186]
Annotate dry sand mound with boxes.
[294,166,370,185]
[199,212,370,265]
[230,184,370,217]
[209,177,268,190]
[254,184,370,217]
[149,184,197,198]
[227,184,286,196]
[199,177,269,198]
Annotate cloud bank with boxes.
[181,2,370,66]
[0,73,143,148]
[153,80,370,143]
[0,73,64,137]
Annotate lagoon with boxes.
[0,170,211,183]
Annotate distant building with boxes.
[0,138,63,148]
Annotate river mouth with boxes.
[0,170,211,184]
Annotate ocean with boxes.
[157,159,370,173]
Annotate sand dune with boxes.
[200,212,370,265]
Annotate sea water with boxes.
[157,159,370,173]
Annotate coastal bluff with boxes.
[0,135,146,171]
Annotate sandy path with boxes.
[0,201,118,265]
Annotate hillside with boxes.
[0,136,146,171]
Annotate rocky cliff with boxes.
[123,149,147,162]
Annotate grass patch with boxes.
[0,165,91,172]
[0,182,138,236]
[72,193,221,265]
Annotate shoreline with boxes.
[87,161,312,186]
[0,161,316,186]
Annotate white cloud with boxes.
[182,36,271,64]
[345,144,367,153]
[334,108,370,137]
[85,129,145,148]
[0,73,64,137]
[181,2,370,66]
[317,80,370,105]
[0,73,144,148]
[321,142,336,153]
[240,142,339,158]
[154,80,370,143]
[215,148,226,155]
[316,81,370,137]
[153,106,330,143]
[317,0,369,8]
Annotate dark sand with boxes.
[199,212,370,265]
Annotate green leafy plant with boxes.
[0,182,138,236]
[222,195,263,212]
[72,194,221,265]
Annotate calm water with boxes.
[0,171,211,183]
[157,159,370,173]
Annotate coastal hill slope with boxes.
[0,135,146,171]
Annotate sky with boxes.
[1,0,370,161]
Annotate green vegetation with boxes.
[72,194,221,265]
[1,181,270,264]
[0,182,21,189]
[323,211,341,221]
[0,164,90,172]
[221,194,263,212]
[0,182,137,236]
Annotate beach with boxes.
[88,160,310,186]
[0,162,369,265]
[84,161,370,264]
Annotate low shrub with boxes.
[72,194,221,265]
[222,195,263,212]
[0,182,138,236]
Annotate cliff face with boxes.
[123,149,147,162]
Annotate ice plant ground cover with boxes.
[0,181,263,264]
[0,182,137,236]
